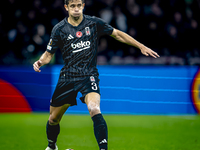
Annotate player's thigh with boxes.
[49,103,70,125]
[85,92,101,117]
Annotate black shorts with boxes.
[50,75,100,107]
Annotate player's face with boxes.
[65,0,85,19]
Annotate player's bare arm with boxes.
[111,28,160,58]
[33,51,54,72]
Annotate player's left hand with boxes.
[140,45,160,58]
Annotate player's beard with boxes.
[72,16,80,21]
[71,13,82,21]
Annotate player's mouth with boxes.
[73,13,81,17]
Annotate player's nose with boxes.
[74,7,79,11]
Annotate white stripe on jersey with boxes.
[72,46,90,53]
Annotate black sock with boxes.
[46,120,60,149]
[92,114,108,150]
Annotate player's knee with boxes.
[48,115,60,125]
[88,105,101,117]
[85,93,101,117]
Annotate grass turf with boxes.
[0,113,200,150]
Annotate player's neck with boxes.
[68,14,83,27]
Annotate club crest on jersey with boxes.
[85,27,90,36]
[90,76,95,82]
[76,31,82,38]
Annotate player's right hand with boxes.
[33,60,42,72]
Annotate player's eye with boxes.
[70,5,75,8]
[77,4,82,8]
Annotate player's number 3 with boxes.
[91,82,98,90]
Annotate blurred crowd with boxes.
[0,0,200,65]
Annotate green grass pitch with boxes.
[0,113,200,150]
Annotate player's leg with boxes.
[85,92,108,150]
[46,104,70,150]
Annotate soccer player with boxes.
[33,0,160,150]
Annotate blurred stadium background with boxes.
[0,0,200,65]
[0,0,200,149]
[0,0,199,114]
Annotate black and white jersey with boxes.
[46,15,113,81]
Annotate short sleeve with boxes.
[46,25,61,54]
[96,17,114,37]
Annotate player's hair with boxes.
[64,0,85,5]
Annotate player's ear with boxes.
[82,3,85,9]
[64,4,68,11]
